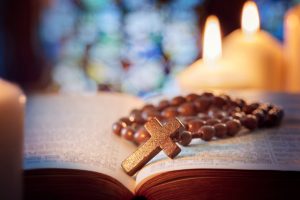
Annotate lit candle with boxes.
[177,15,253,92]
[284,4,300,92]
[223,1,284,91]
[0,79,25,200]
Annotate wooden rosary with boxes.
[112,92,284,176]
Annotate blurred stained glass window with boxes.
[40,0,202,95]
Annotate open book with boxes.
[24,92,300,200]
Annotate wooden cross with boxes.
[122,117,184,176]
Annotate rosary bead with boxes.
[233,98,246,108]
[181,116,197,123]
[170,96,186,106]
[199,125,215,141]
[226,119,241,136]
[112,122,124,136]
[220,94,231,101]
[221,117,232,123]
[215,111,227,119]
[265,108,284,127]
[259,103,274,112]
[207,108,219,117]
[226,106,242,115]
[241,114,258,130]
[185,93,199,102]
[178,131,192,146]
[161,107,178,118]
[187,119,206,133]
[134,127,150,145]
[214,123,227,138]
[243,102,260,114]
[131,123,141,131]
[129,110,145,124]
[252,109,266,127]
[178,102,196,116]
[130,109,140,115]
[119,117,132,126]
[142,104,156,111]
[232,112,246,121]
[194,97,212,112]
[121,127,135,141]
[198,114,211,121]
[206,119,221,125]
[142,109,161,121]
[157,100,169,111]
[201,92,214,97]
[213,96,227,108]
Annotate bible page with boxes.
[24,93,144,191]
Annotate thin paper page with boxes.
[24,93,143,192]
[136,127,300,186]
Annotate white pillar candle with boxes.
[284,4,300,92]
[0,79,25,200]
[223,1,285,91]
[177,15,253,92]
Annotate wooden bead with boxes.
[199,125,215,141]
[119,117,131,126]
[142,109,160,121]
[187,119,206,133]
[219,94,231,101]
[214,111,227,119]
[214,123,227,138]
[243,103,260,114]
[121,127,135,141]
[226,120,241,136]
[131,123,141,131]
[201,92,214,97]
[129,110,145,124]
[185,93,199,102]
[252,109,266,127]
[142,104,156,111]
[226,106,242,115]
[265,108,284,127]
[177,102,196,116]
[232,112,246,121]
[206,119,221,125]
[112,122,124,136]
[134,127,150,145]
[221,117,232,123]
[233,98,246,108]
[198,114,211,121]
[170,96,186,106]
[161,107,178,118]
[178,131,192,146]
[259,103,274,112]
[157,100,169,111]
[213,96,227,108]
[241,114,258,130]
[194,96,212,112]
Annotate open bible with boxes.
[24,92,300,200]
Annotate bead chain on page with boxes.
[112,92,284,147]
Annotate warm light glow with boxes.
[242,1,260,35]
[203,15,222,62]
[19,95,26,104]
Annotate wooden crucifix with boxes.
[121,117,184,176]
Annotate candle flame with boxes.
[242,1,260,35]
[203,15,222,63]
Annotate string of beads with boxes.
[112,92,284,146]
